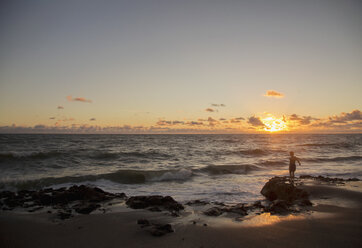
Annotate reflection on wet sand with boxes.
[238,213,304,227]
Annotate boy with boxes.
[289,151,301,180]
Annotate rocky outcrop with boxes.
[260,176,312,214]
[261,177,309,202]
[203,203,249,217]
[0,185,126,216]
[126,195,184,212]
[300,175,359,183]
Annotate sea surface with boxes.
[0,134,361,204]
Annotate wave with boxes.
[117,151,172,160]
[298,143,353,148]
[0,169,194,190]
[89,152,120,159]
[0,151,62,160]
[304,155,362,163]
[198,164,260,175]
[259,160,287,167]
[226,148,287,157]
[0,150,173,161]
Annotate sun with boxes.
[262,116,287,132]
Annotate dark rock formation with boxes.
[57,211,73,220]
[185,200,209,206]
[264,200,292,214]
[126,195,184,212]
[150,224,174,237]
[203,204,248,217]
[260,176,314,215]
[261,177,309,202]
[204,207,223,216]
[137,219,150,227]
[0,185,126,216]
[300,175,359,183]
[74,203,101,214]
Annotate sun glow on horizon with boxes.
[262,115,287,132]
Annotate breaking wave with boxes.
[0,151,63,160]
[0,169,194,190]
[198,164,260,175]
[304,155,362,163]
[0,150,173,162]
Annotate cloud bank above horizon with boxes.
[1,110,361,134]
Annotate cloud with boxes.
[186,121,204,126]
[248,116,265,127]
[63,118,75,122]
[156,120,185,126]
[207,117,219,126]
[211,104,226,107]
[34,124,46,129]
[67,95,92,103]
[57,106,64,109]
[264,90,284,98]
[328,110,362,123]
[156,120,172,126]
[309,110,362,128]
[205,108,215,112]
[230,118,243,123]
[90,118,96,121]
[172,121,185,125]
[3,110,361,134]
[289,114,315,125]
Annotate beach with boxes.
[1,176,361,248]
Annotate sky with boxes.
[0,0,361,133]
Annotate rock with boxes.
[296,199,313,206]
[137,219,150,227]
[0,191,15,199]
[57,211,73,220]
[150,224,174,237]
[225,204,248,216]
[265,200,292,214]
[347,178,359,181]
[170,211,180,217]
[126,195,184,212]
[148,206,162,212]
[261,177,309,202]
[28,206,44,212]
[74,203,100,214]
[204,204,249,217]
[115,192,127,198]
[299,175,314,179]
[203,207,223,216]
[185,200,208,206]
[300,175,358,183]
[252,201,264,209]
[3,198,19,208]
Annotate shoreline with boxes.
[1,176,362,248]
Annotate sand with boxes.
[1,180,362,248]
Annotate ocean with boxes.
[0,134,361,204]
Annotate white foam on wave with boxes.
[150,169,193,182]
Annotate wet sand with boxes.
[1,180,362,248]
